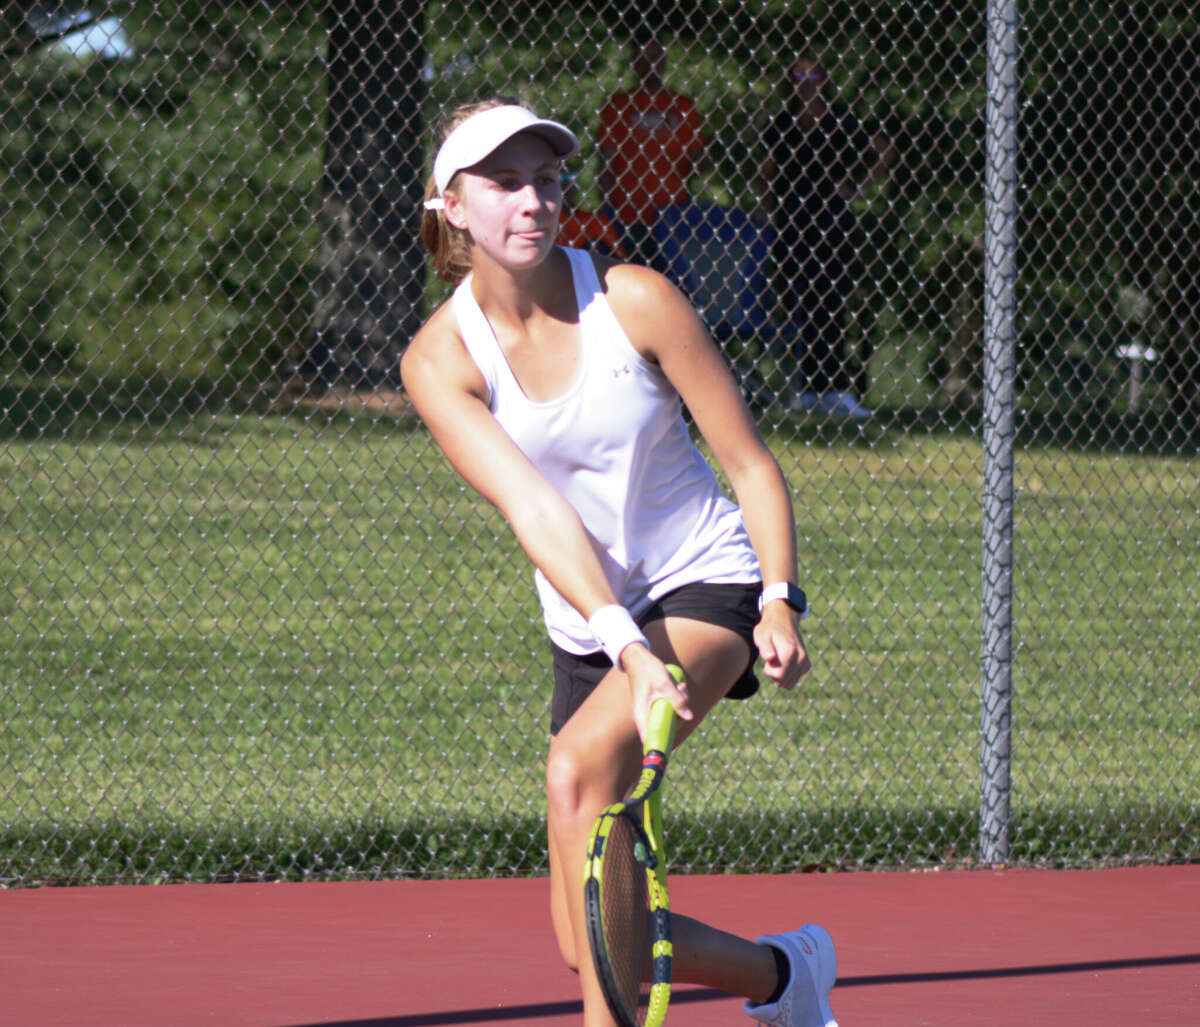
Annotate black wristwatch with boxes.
[758,581,808,618]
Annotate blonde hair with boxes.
[420,96,523,285]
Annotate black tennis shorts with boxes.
[549,581,762,734]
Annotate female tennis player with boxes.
[401,98,839,1027]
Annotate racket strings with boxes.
[601,812,653,1023]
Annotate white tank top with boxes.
[452,247,760,654]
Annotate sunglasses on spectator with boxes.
[793,68,826,82]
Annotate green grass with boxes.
[1,404,1197,883]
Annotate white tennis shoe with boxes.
[744,924,838,1027]
[789,390,873,420]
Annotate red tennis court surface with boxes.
[3,865,1197,1025]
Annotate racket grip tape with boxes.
[645,669,683,759]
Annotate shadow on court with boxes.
[2,866,1197,1025]
[285,954,1200,1026]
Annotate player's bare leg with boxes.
[545,619,770,1024]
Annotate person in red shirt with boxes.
[597,34,707,270]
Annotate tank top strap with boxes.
[563,246,601,311]
[562,246,646,369]
[450,273,503,408]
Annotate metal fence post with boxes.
[980,0,1020,864]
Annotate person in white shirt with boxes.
[402,98,838,1027]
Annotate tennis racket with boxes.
[583,666,684,1027]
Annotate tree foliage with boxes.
[2,1,1197,410]
[2,2,327,388]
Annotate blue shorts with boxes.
[549,581,761,734]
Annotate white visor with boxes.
[424,105,579,210]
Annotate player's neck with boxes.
[471,247,573,327]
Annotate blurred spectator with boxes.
[596,34,708,271]
[556,172,627,259]
[761,55,894,419]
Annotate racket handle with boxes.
[647,670,684,754]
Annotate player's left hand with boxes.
[754,605,810,690]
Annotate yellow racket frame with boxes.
[583,670,683,1027]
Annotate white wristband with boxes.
[587,604,649,669]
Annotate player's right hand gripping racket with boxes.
[583,666,684,1027]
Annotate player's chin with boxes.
[510,230,555,253]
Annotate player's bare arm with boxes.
[600,263,809,688]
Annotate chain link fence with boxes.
[2,2,1197,885]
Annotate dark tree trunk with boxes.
[307,0,426,388]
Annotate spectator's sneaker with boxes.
[744,924,838,1027]
[788,390,825,413]
[789,390,873,420]
[823,390,873,420]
